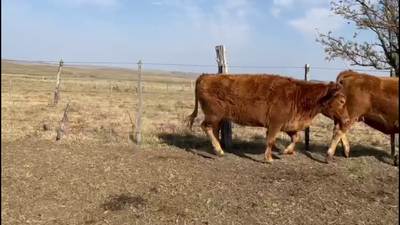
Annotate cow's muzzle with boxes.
[342,117,350,125]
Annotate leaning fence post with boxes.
[304,63,310,151]
[136,60,143,146]
[54,59,64,105]
[390,68,396,157]
[215,45,232,150]
[56,103,70,141]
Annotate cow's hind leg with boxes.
[201,121,224,157]
[265,125,282,164]
[280,131,299,155]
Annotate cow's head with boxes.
[319,82,350,125]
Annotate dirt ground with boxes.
[1,138,398,225]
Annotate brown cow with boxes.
[325,70,399,164]
[186,73,350,163]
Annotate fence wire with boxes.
[3,59,392,72]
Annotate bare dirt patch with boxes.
[1,140,398,225]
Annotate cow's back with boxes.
[196,74,298,126]
[338,71,399,133]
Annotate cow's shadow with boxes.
[157,132,393,165]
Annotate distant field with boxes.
[1,59,199,82]
[1,60,398,225]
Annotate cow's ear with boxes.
[330,82,342,94]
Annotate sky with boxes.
[1,0,391,81]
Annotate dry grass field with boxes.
[1,60,399,225]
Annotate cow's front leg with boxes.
[340,133,350,158]
[213,121,222,144]
[340,116,366,158]
[201,121,224,156]
[280,131,299,155]
[265,125,281,164]
[326,119,354,163]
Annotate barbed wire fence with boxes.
[1,48,397,156]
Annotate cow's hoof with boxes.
[214,150,225,157]
[265,158,274,164]
[325,155,337,164]
[342,151,350,158]
[279,147,296,155]
[325,155,333,164]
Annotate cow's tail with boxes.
[336,69,354,85]
[186,81,199,131]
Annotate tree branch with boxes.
[316,0,399,75]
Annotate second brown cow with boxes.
[187,73,350,163]
[325,70,399,164]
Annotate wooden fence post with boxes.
[56,103,70,141]
[215,45,232,150]
[136,60,143,146]
[390,68,396,157]
[54,59,64,105]
[304,63,310,151]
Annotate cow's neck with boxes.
[305,104,322,120]
[299,84,331,120]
